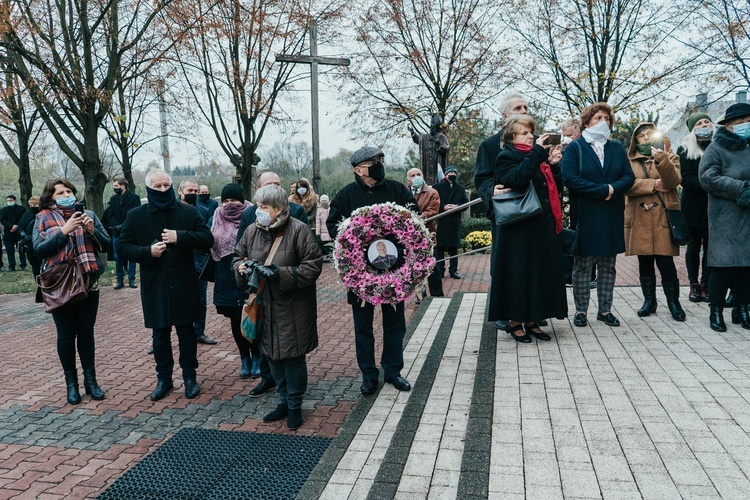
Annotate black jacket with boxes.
[0,204,26,242]
[432,179,469,247]
[105,190,142,236]
[118,201,214,328]
[677,144,709,228]
[474,131,502,218]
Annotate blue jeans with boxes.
[152,324,198,382]
[112,236,136,281]
[3,240,26,270]
[267,355,307,409]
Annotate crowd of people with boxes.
[9,93,749,431]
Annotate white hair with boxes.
[499,93,527,115]
[145,169,172,187]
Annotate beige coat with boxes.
[625,129,682,257]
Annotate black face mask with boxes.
[146,186,177,210]
[199,193,210,202]
[367,161,385,182]
[114,187,122,195]
[30,206,40,214]
[446,175,457,183]
[183,193,198,206]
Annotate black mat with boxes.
[98,428,331,499]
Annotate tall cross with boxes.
[276,20,350,194]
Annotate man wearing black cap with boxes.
[326,146,419,395]
[433,166,469,279]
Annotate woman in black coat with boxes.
[489,115,567,342]
[677,112,714,302]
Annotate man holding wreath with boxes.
[327,147,419,395]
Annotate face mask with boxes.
[561,136,572,146]
[296,187,307,196]
[55,196,76,208]
[146,186,176,210]
[114,187,122,195]
[446,174,457,183]
[30,206,40,214]
[199,193,210,202]
[582,119,611,142]
[411,176,424,188]
[694,127,713,139]
[6,201,14,206]
[636,143,653,156]
[733,122,750,140]
[183,193,198,206]
[367,161,385,182]
[256,208,272,227]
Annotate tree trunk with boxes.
[119,142,136,194]
[81,128,107,216]
[16,135,33,208]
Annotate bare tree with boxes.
[503,0,697,116]
[343,0,509,137]
[260,141,312,178]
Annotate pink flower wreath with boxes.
[333,203,435,306]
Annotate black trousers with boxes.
[152,323,199,382]
[638,255,678,282]
[51,291,100,373]
[352,301,406,382]
[222,307,260,360]
[435,246,459,275]
[685,226,710,284]
[267,355,307,409]
[709,267,750,305]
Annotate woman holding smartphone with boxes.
[33,178,110,405]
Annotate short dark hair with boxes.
[39,178,77,209]
[6,194,17,200]
[580,102,615,128]
[114,177,129,187]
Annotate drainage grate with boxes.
[99,428,331,500]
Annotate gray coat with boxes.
[233,216,322,361]
[699,126,750,267]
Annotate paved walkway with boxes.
[4,253,750,499]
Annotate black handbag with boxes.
[492,183,542,227]
[560,228,579,256]
[638,160,691,246]
[198,255,216,282]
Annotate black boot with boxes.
[710,304,727,332]
[662,282,686,322]
[688,283,702,302]
[637,277,657,317]
[114,279,124,290]
[83,368,105,400]
[64,371,81,405]
[732,304,750,330]
[263,404,288,423]
[726,292,736,307]
[287,408,303,430]
[239,357,251,379]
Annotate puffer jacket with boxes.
[624,122,682,256]
[233,216,323,360]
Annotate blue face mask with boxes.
[411,176,424,188]
[733,122,750,140]
[56,196,76,208]
[256,208,272,227]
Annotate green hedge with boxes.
[461,217,492,238]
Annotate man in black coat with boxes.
[0,195,27,271]
[198,184,219,219]
[432,166,469,279]
[118,169,214,401]
[106,178,142,288]
[327,146,419,396]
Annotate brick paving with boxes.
[0,252,707,498]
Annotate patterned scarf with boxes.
[210,201,250,261]
[36,205,99,273]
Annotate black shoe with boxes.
[573,312,587,327]
[449,272,462,279]
[360,379,378,395]
[249,379,275,397]
[596,312,620,327]
[663,282,686,322]
[150,380,174,401]
[508,323,532,343]
[239,357,251,378]
[689,283,702,303]
[64,371,81,405]
[494,320,510,332]
[83,368,105,400]
[20,266,27,271]
[197,334,218,345]
[147,345,154,355]
[732,304,750,330]
[184,378,200,399]
[287,408,303,430]
[710,304,727,332]
[263,404,288,423]
[538,319,548,327]
[114,280,124,290]
[637,276,657,317]
[526,323,551,341]
[129,280,138,289]
[385,376,411,391]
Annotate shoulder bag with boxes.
[492,183,542,227]
[36,243,88,313]
[240,231,285,343]
[638,160,691,246]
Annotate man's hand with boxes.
[605,184,615,201]
[161,229,177,244]
[151,241,167,258]
[493,184,512,196]
[444,204,457,210]
[10,225,18,232]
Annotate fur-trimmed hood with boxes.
[713,125,750,151]
[628,122,673,158]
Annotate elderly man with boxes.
[407,167,443,299]
[105,177,141,289]
[118,169,214,401]
[327,147,419,395]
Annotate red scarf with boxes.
[514,143,563,234]
[36,206,99,273]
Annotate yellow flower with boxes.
[466,230,492,249]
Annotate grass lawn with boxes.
[0,264,121,295]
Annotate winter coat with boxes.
[197,198,219,220]
[105,190,142,237]
[213,254,243,309]
[233,217,322,361]
[117,201,214,328]
[562,137,635,256]
[18,209,37,254]
[315,206,331,242]
[699,126,750,267]
[0,204,26,242]
[678,144,710,227]
[236,203,309,244]
[412,185,441,234]
[489,143,568,322]
[432,179,469,246]
[625,130,682,257]
[474,131,502,219]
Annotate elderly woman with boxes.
[489,114,567,342]
[562,103,635,328]
[625,123,686,322]
[678,113,714,302]
[699,102,750,331]
[233,184,322,430]
[33,179,110,405]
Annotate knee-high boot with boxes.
[663,281,686,321]
[637,277,657,317]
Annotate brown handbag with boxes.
[36,253,88,313]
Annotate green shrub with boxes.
[461,217,491,238]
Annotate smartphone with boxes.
[546,134,561,145]
[73,202,86,214]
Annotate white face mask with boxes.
[256,208,273,227]
[582,119,611,143]
[296,187,307,196]
[561,136,572,146]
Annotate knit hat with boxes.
[350,146,384,166]
[220,183,244,203]
[445,166,458,175]
[686,112,711,132]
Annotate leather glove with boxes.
[256,264,280,280]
